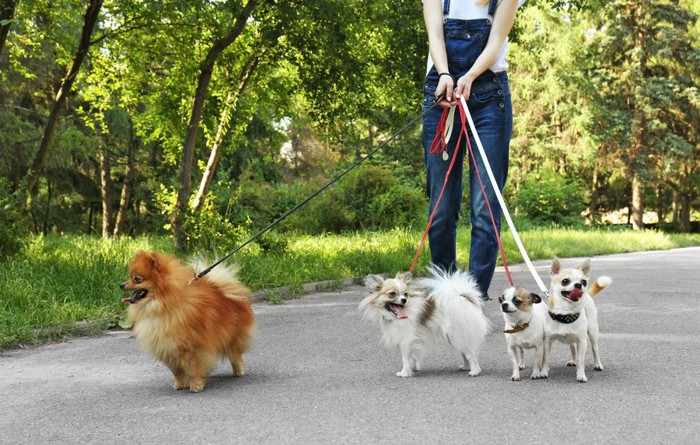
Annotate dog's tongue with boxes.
[569,288,584,300]
[393,304,408,319]
[121,290,142,303]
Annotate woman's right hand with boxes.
[436,74,457,108]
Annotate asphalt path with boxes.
[1,248,698,444]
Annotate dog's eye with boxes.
[133,276,143,284]
[581,280,588,287]
[388,291,396,297]
[562,279,571,286]
[513,299,521,305]
[403,293,409,297]
[498,296,504,303]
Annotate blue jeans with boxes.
[422,18,512,300]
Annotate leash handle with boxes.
[458,96,549,296]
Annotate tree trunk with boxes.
[98,139,113,238]
[589,160,599,224]
[671,189,680,225]
[680,191,691,233]
[631,174,644,230]
[0,0,16,56]
[24,0,104,204]
[192,53,262,213]
[655,184,663,227]
[113,136,137,237]
[169,0,258,249]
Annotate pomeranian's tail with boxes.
[588,276,612,298]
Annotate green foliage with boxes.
[0,179,27,259]
[513,171,587,227]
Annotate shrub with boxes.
[0,179,28,259]
[513,171,586,226]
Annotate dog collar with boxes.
[503,322,529,334]
[548,311,580,324]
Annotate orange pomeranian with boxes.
[120,250,255,392]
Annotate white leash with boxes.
[450,95,549,296]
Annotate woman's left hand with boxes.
[455,73,475,101]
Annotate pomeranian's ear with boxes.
[395,271,412,284]
[364,274,384,292]
[577,258,591,276]
[529,293,542,304]
[550,257,561,276]
[146,251,161,272]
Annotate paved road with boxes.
[2,248,699,444]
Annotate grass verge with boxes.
[1,228,698,350]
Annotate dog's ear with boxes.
[364,274,384,292]
[396,271,412,284]
[146,251,162,272]
[577,258,591,276]
[529,293,542,304]
[550,257,561,276]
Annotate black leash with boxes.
[191,94,446,281]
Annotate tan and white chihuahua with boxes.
[541,257,611,382]
[499,286,546,381]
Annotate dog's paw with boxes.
[173,380,187,390]
[577,375,588,383]
[530,372,540,380]
[468,368,481,377]
[594,364,604,371]
[566,360,576,367]
[511,374,521,381]
[539,370,549,379]
[189,383,205,392]
[396,370,413,378]
[519,364,525,370]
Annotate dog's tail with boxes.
[588,276,612,298]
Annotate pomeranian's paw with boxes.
[189,383,205,393]
[173,379,187,390]
[396,370,413,377]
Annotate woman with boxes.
[422,0,523,300]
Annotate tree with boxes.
[586,0,699,230]
[23,0,103,204]
[168,0,258,250]
[0,0,16,56]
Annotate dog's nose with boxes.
[119,282,126,290]
[399,297,407,304]
[501,303,509,311]
[574,283,582,289]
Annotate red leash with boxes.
[410,101,514,287]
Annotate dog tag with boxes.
[442,151,449,161]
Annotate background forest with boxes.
[1,0,698,258]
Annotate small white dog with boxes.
[499,286,546,381]
[359,267,491,377]
[541,257,611,382]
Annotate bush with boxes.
[0,179,28,259]
[513,171,586,226]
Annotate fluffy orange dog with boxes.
[120,251,255,392]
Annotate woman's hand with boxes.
[455,73,476,102]
[436,74,457,108]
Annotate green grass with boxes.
[1,228,698,350]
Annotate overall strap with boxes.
[487,0,498,21]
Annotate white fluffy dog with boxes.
[359,267,491,377]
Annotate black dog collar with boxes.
[549,311,580,324]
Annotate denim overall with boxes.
[421,0,513,300]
